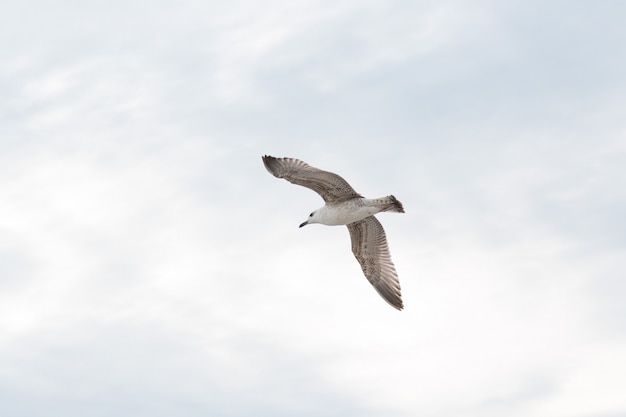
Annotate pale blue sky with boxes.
[1,1,625,416]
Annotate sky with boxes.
[1,1,625,416]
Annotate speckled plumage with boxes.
[262,155,404,310]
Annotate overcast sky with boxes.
[1,1,625,416]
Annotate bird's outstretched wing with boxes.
[347,216,403,310]
[262,155,362,203]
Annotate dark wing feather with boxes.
[262,155,362,203]
[347,216,403,310]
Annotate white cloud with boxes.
[1,1,625,416]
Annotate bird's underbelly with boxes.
[318,203,379,225]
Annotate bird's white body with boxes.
[306,198,395,226]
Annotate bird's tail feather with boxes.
[374,195,405,213]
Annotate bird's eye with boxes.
[309,212,314,217]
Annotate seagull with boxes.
[262,155,404,310]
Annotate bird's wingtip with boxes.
[262,155,280,176]
[387,297,404,311]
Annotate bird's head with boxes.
[299,210,320,228]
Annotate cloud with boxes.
[1,1,625,416]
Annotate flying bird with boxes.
[262,155,404,310]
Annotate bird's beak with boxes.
[299,221,308,228]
